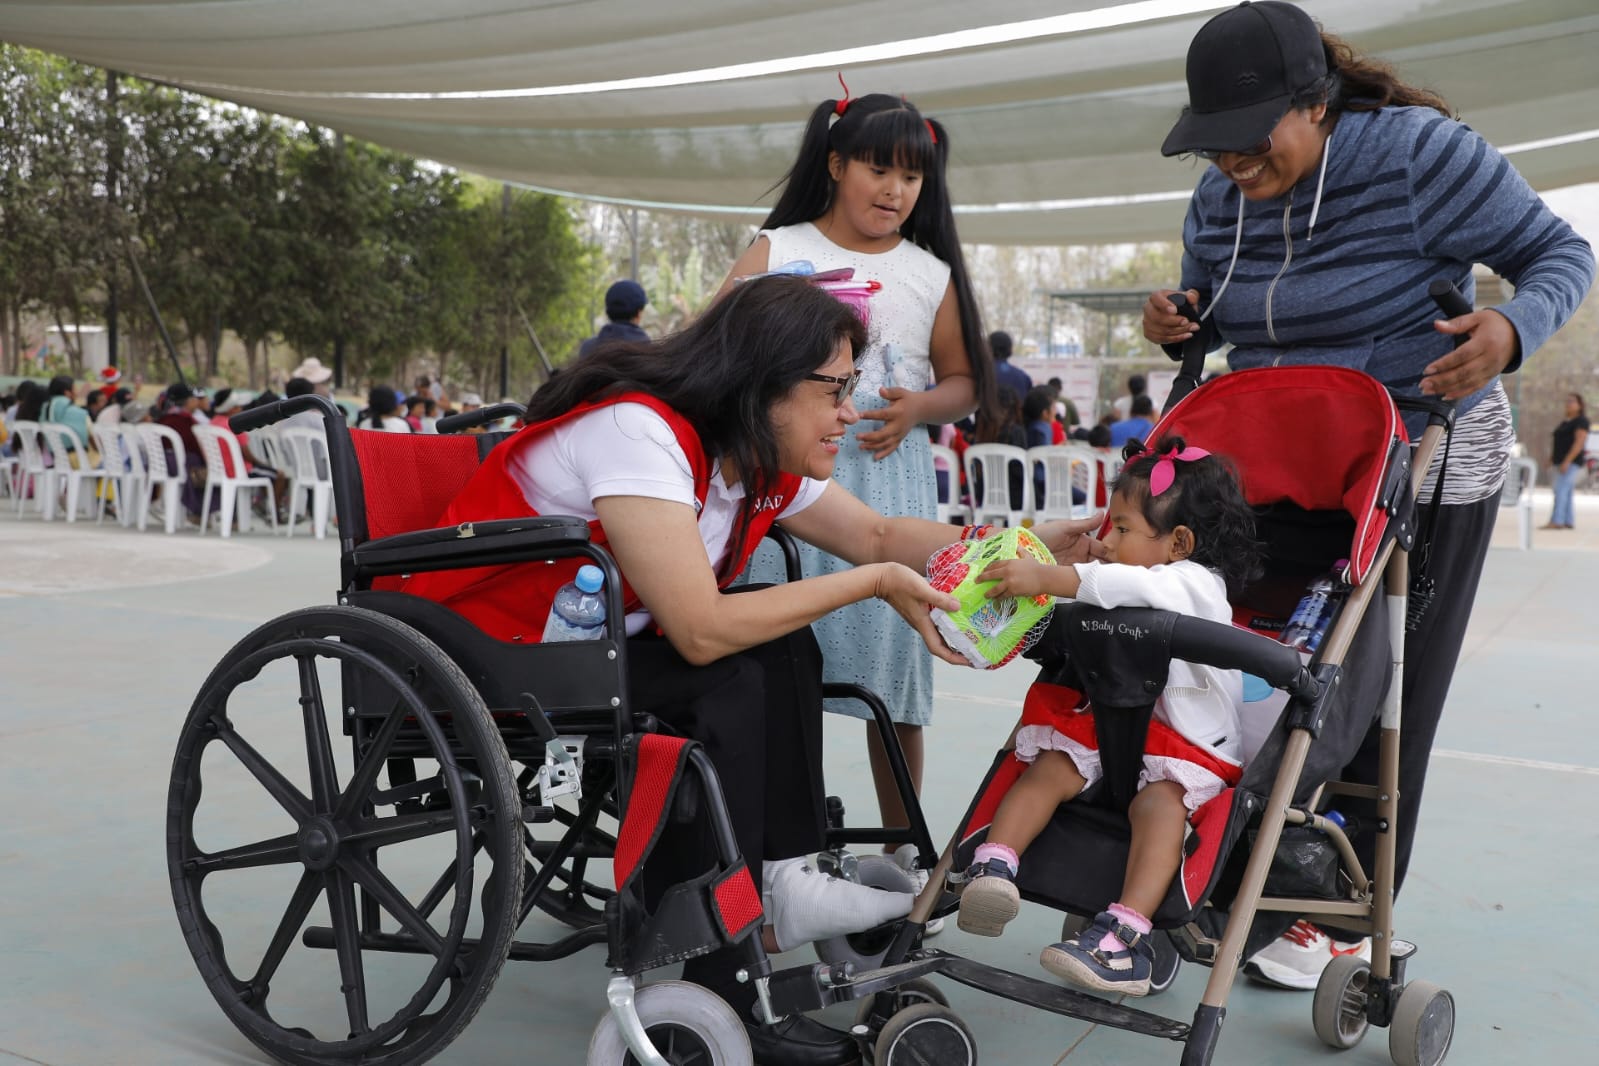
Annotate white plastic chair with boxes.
[280,425,333,539]
[91,424,140,525]
[194,423,277,538]
[37,423,110,522]
[9,421,48,516]
[0,449,15,501]
[928,442,969,525]
[1028,445,1098,522]
[134,422,190,534]
[111,424,153,529]
[1503,456,1538,551]
[249,424,287,477]
[963,443,1030,527]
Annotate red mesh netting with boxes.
[350,429,483,541]
[612,734,688,887]
[713,867,764,939]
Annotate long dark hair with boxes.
[12,380,43,423]
[759,92,995,422]
[528,275,866,576]
[1296,31,1453,121]
[1115,435,1263,597]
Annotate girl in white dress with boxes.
[719,90,996,851]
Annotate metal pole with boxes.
[500,183,511,401]
[332,130,346,389]
[629,207,640,280]
[106,70,120,369]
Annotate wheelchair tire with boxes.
[853,977,950,1033]
[587,980,751,1066]
[168,606,524,1066]
[875,1003,977,1066]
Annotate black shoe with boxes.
[745,1013,860,1066]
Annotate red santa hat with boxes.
[98,366,122,385]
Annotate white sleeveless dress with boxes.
[746,222,952,725]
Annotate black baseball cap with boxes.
[1161,1,1328,158]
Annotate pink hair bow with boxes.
[1145,444,1210,496]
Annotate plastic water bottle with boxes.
[1280,560,1348,652]
[542,565,607,642]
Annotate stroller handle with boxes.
[1168,614,1319,703]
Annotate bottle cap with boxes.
[574,565,604,594]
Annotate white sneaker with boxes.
[761,857,914,953]
[1243,920,1371,990]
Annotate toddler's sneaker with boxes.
[1040,910,1155,996]
[1243,919,1371,990]
[955,858,1019,937]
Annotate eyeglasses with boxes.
[1194,136,1273,161]
[806,368,862,406]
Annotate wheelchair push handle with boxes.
[436,402,526,435]
[1163,291,1210,415]
[231,393,347,438]
[1427,278,1473,322]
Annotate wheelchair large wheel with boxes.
[168,606,524,1066]
[587,981,751,1065]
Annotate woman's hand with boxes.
[1422,309,1519,400]
[871,561,969,665]
[1031,514,1110,565]
[856,387,921,460]
[1143,288,1201,345]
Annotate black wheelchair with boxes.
[165,395,967,1066]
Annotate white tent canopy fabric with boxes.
[2,0,1596,244]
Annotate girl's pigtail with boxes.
[759,100,843,232]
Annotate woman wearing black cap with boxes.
[1143,0,1594,992]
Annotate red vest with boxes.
[400,392,803,643]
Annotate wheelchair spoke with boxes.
[334,692,411,823]
[323,867,371,1036]
[189,832,301,873]
[217,723,312,821]
[342,853,447,959]
[297,654,339,813]
[249,869,321,994]
[344,810,459,850]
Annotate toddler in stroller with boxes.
[955,436,1261,995]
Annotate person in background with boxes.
[1143,0,1594,990]
[991,330,1033,399]
[96,387,134,426]
[357,387,413,433]
[1112,373,1148,421]
[1048,377,1080,441]
[41,375,91,448]
[1109,395,1156,450]
[578,279,650,358]
[95,365,123,401]
[402,395,427,432]
[83,390,108,423]
[1543,392,1589,530]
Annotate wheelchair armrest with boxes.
[350,515,594,576]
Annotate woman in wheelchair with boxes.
[403,274,1106,1064]
[954,437,1261,996]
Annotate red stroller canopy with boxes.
[1144,367,1407,583]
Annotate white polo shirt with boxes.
[507,402,827,635]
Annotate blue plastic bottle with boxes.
[1280,560,1348,652]
[543,565,607,643]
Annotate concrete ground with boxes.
[2,490,1597,1065]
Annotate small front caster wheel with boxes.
[1312,953,1372,1049]
[1389,979,1454,1066]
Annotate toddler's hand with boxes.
[979,557,1052,599]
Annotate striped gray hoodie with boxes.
[1178,106,1594,433]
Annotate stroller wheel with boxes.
[1060,916,1181,995]
[1388,980,1454,1066]
[1312,954,1372,1049]
[587,981,751,1065]
[874,1003,977,1066]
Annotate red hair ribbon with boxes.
[835,72,851,116]
[925,119,938,145]
[1141,443,1210,496]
